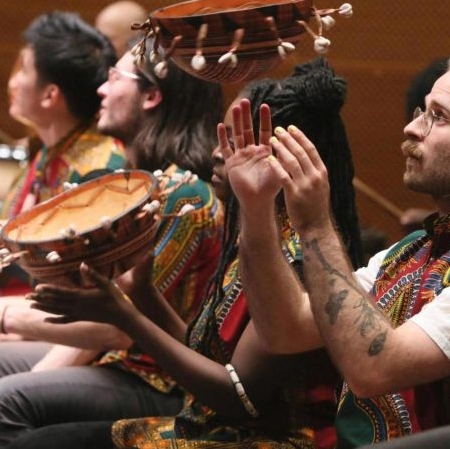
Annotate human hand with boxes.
[220,99,281,210]
[27,263,135,326]
[267,125,332,232]
[121,250,157,310]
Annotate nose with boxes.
[403,114,422,140]
[97,80,108,97]
[211,145,224,163]
[7,72,18,94]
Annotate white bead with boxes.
[281,41,295,52]
[314,36,331,54]
[191,54,207,71]
[142,200,161,214]
[277,45,287,59]
[321,15,336,30]
[178,204,195,216]
[150,50,162,63]
[46,251,62,263]
[218,52,238,68]
[339,3,353,18]
[100,216,112,229]
[154,61,168,78]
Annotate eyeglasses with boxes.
[108,66,141,83]
[413,106,450,137]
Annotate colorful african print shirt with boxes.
[336,213,450,448]
[97,164,224,393]
[111,219,340,449]
[0,123,125,219]
[0,123,125,295]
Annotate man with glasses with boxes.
[0,43,224,446]
[220,62,450,447]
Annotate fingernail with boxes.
[274,126,286,135]
[267,155,276,162]
[288,125,299,133]
[270,136,278,144]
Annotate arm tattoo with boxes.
[324,289,348,324]
[305,238,389,356]
[368,330,387,356]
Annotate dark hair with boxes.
[214,58,363,301]
[130,42,224,182]
[405,58,449,122]
[23,11,117,122]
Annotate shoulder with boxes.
[161,165,218,209]
[65,130,126,175]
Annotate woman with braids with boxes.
[17,57,363,449]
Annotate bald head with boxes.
[95,1,147,57]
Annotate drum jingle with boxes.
[132,0,353,83]
[0,169,162,287]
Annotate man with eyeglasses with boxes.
[0,41,224,445]
[220,62,450,447]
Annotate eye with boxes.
[432,109,449,123]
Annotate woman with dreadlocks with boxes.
[18,57,362,449]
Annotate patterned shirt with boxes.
[0,124,125,295]
[0,123,125,219]
[97,164,224,393]
[112,219,339,449]
[337,212,450,448]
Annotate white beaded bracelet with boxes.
[225,363,259,418]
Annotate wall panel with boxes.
[0,0,446,243]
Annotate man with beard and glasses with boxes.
[219,60,450,448]
[0,41,224,447]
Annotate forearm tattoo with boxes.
[304,238,388,356]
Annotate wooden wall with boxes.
[0,0,448,244]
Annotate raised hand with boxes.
[267,125,332,232]
[219,99,282,209]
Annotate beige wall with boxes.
[0,0,447,243]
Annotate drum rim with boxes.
[1,169,159,246]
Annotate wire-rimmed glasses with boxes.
[413,106,450,137]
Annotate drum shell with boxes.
[150,0,314,83]
[1,170,159,286]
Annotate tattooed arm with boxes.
[267,124,450,397]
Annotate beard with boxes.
[402,139,450,197]
[97,110,141,146]
[401,139,422,159]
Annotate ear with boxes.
[40,84,60,109]
[142,87,162,111]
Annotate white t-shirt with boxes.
[353,246,450,359]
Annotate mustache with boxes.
[401,140,422,158]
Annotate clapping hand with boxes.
[219,99,282,208]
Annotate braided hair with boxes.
[210,57,363,308]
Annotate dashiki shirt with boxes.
[97,164,224,394]
[336,212,450,448]
[112,216,340,449]
[0,123,125,295]
[0,123,125,219]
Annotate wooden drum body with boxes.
[1,170,159,286]
[149,0,314,83]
